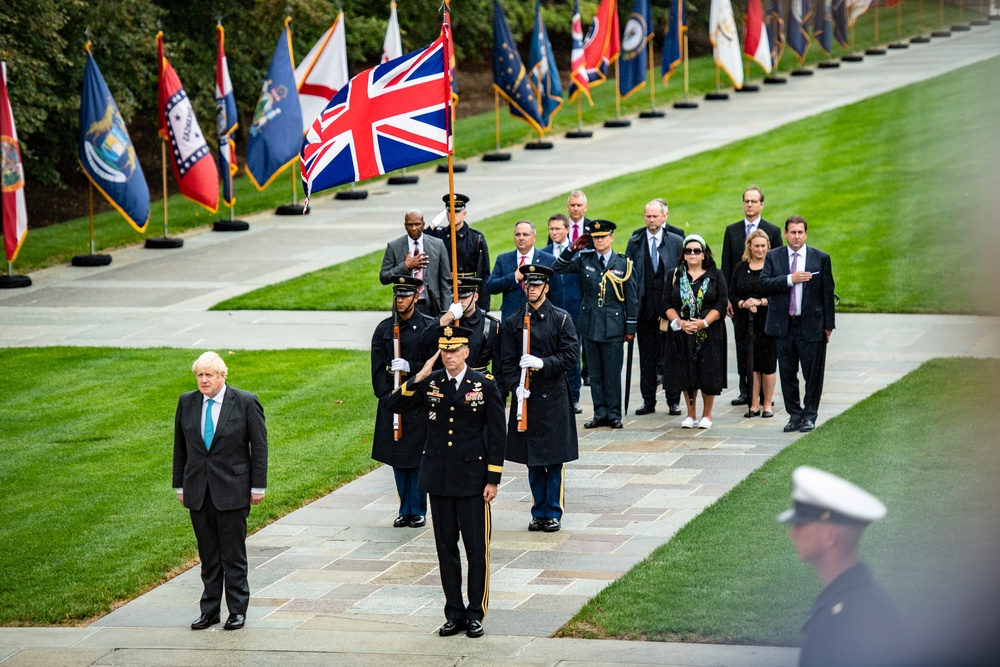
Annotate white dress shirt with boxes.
[786,245,808,316]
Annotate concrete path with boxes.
[1,24,999,667]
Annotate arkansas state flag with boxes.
[300,33,451,198]
[1,61,28,262]
[158,32,217,213]
[216,24,239,208]
[295,12,349,132]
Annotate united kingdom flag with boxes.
[300,33,452,198]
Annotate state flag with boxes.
[1,61,28,261]
[295,12,349,131]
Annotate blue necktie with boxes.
[204,398,215,450]
[650,237,659,272]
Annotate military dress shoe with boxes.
[783,419,802,432]
[609,419,624,429]
[634,404,655,415]
[583,417,608,429]
[731,393,749,406]
[582,376,591,386]
[668,402,682,415]
[223,613,245,630]
[408,515,426,527]
[190,613,220,630]
[466,619,485,638]
[439,619,467,636]
[799,419,816,432]
[543,518,561,532]
[393,515,410,528]
[574,402,583,414]
[528,517,545,531]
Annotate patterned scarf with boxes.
[679,267,710,350]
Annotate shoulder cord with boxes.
[599,256,634,304]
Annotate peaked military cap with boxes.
[778,466,887,526]
[437,324,473,350]
[521,263,554,285]
[442,193,470,211]
[586,219,616,237]
[456,276,482,297]
[391,275,423,296]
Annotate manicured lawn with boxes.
[0,347,377,625]
[557,358,1000,645]
[214,55,1000,315]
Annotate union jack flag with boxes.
[300,33,452,198]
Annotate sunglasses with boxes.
[684,247,703,255]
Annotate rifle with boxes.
[392,313,402,441]
[516,309,531,432]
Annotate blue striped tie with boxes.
[204,398,215,450]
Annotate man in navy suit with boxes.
[542,214,583,412]
[759,216,836,433]
[173,351,268,631]
[485,220,558,325]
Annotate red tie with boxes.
[519,254,526,290]
[571,223,580,243]
[413,241,425,295]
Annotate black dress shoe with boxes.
[668,402,682,415]
[408,515,426,527]
[731,393,749,406]
[528,517,544,531]
[744,409,761,418]
[634,403,655,415]
[799,419,816,432]
[439,619,467,636]
[542,518,561,532]
[466,619,484,638]
[582,376,591,386]
[583,417,607,429]
[609,419,624,429]
[191,613,220,630]
[223,613,245,630]
[393,515,410,528]
[783,419,802,432]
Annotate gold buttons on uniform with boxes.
[448,442,453,447]
[448,430,453,434]
[450,406,455,411]
[449,418,454,423]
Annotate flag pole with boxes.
[146,35,183,249]
[447,156,460,322]
[71,180,114,266]
[931,0,952,36]
[866,0,887,54]
[639,36,665,118]
[161,139,169,237]
[888,2,909,47]
[566,94,593,137]
[911,0,931,41]
[89,182,96,256]
[604,59,631,127]
[673,31,698,109]
[706,65,729,100]
[483,89,512,160]
[952,0,972,29]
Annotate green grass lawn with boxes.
[215,55,1000,315]
[558,358,1000,645]
[0,347,377,626]
[12,5,973,276]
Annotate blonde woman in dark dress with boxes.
[730,230,777,418]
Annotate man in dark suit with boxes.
[173,351,268,631]
[542,214,583,412]
[759,216,835,433]
[386,325,506,639]
[554,220,638,429]
[721,186,784,406]
[565,190,594,386]
[380,210,453,316]
[625,201,684,416]
[485,220,558,325]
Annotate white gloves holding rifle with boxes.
[519,354,543,370]
[390,358,410,373]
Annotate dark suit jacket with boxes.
[379,234,453,314]
[484,248,559,324]
[541,242,582,322]
[721,218,783,289]
[624,227,683,320]
[759,245,836,342]
[173,386,268,512]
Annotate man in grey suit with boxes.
[759,216,836,434]
[380,210,453,316]
[173,351,268,631]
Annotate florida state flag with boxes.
[157,32,218,213]
[1,61,28,262]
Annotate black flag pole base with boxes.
[705,91,729,100]
[842,53,865,62]
[989,14,1000,21]
[213,219,250,232]
[673,100,699,109]
[144,237,184,249]
[887,41,909,49]
[525,140,554,149]
[818,60,841,68]
[0,275,32,288]
[638,109,666,118]
[482,152,512,162]
[865,47,887,55]
[951,23,972,31]
[72,253,113,266]
[763,76,788,84]
[971,18,990,26]
[603,118,631,128]
[334,190,368,200]
[388,174,420,185]
[791,68,814,76]
[565,129,593,138]
[910,35,932,43]
[437,163,468,173]
[930,29,952,37]
[276,203,310,214]
[735,84,760,92]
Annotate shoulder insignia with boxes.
[483,373,494,381]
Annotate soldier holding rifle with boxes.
[499,264,579,532]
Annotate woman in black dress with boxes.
[730,230,777,418]
[661,234,728,429]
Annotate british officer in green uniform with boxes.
[385,325,506,639]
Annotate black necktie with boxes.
[600,254,607,270]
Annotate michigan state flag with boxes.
[78,43,150,232]
[619,0,652,99]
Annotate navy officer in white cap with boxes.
[779,466,909,667]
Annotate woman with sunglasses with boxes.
[661,234,728,429]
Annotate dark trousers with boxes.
[636,319,679,406]
[429,494,492,622]
[189,486,251,616]
[776,318,828,422]
[584,337,624,421]
[527,464,564,519]
[393,467,427,516]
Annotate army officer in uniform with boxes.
[499,264,579,532]
[553,220,638,429]
[386,325,506,639]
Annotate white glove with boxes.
[430,209,449,229]
[515,386,531,400]
[447,302,464,319]
[390,358,410,373]
[520,354,544,370]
